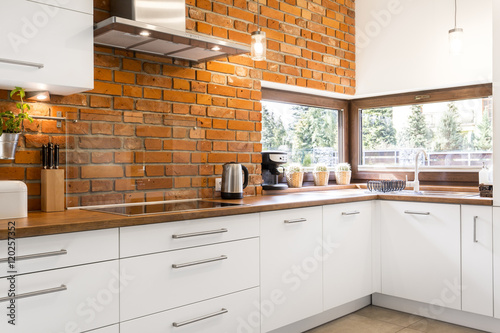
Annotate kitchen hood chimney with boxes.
[94,0,250,63]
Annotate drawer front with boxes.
[88,325,119,333]
[0,260,119,333]
[120,213,259,257]
[121,287,260,333]
[0,229,119,277]
[121,237,259,321]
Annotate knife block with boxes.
[41,169,65,212]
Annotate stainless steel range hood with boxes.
[94,0,250,63]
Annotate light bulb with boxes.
[251,30,266,61]
[449,28,463,55]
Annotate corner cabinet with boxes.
[380,201,461,310]
[323,201,372,310]
[260,206,323,332]
[0,0,93,95]
[461,205,493,317]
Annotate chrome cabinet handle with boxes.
[284,218,307,224]
[473,216,478,243]
[0,285,67,303]
[0,58,44,69]
[172,228,228,239]
[404,210,430,216]
[172,255,227,269]
[342,211,360,216]
[173,308,228,327]
[0,249,67,263]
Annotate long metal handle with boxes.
[404,210,430,216]
[172,255,227,269]
[0,249,67,263]
[0,285,67,303]
[0,58,44,69]
[172,228,228,239]
[172,308,228,327]
[284,218,307,224]
[342,211,360,216]
[473,216,478,243]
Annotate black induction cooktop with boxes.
[85,200,244,216]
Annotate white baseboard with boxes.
[267,296,371,333]
[372,293,500,333]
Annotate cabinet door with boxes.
[0,0,93,95]
[462,205,493,316]
[120,238,259,321]
[0,260,119,332]
[121,288,260,333]
[380,201,461,310]
[494,207,500,319]
[260,206,323,332]
[27,0,93,14]
[323,201,372,310]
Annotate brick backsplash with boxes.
[0,0,355,210]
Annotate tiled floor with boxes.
[306,306,487,333]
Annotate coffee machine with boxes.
[261,151,288,190]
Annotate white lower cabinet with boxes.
[121,287,260,333]
[323,201,372,310]
[0,260,119,332]
[494,207,500,319]
[260,206,323,332]
[461,205,493,316]
[380,201,461,310]
[120,238,259,321]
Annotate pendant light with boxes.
[251,0,266,61]
[449,0,463,55]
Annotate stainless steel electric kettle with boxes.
[221,162,249,199]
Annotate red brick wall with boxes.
[186,0,356,94]
[0,0,355,210]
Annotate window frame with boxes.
[261,88,349,166]
[349,84,493,186]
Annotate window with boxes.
[262,100,342,167]
[360,97,493,169]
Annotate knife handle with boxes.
[41,145,48,169]
[54,144,59,169]
[48,143,54,169]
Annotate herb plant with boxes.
[0,87,33,136]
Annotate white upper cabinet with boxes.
[380,201,461,310]
[0,0,93,95]
[461,205,493,317]
[27,0,93,14]
[323,201,373,310]
[260,206,323,332]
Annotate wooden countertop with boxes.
[0,188,492,240]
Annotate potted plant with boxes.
[313,163,330,186]
[335,162,352,185]
[285,163,304,188]
[0,87,33,160]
